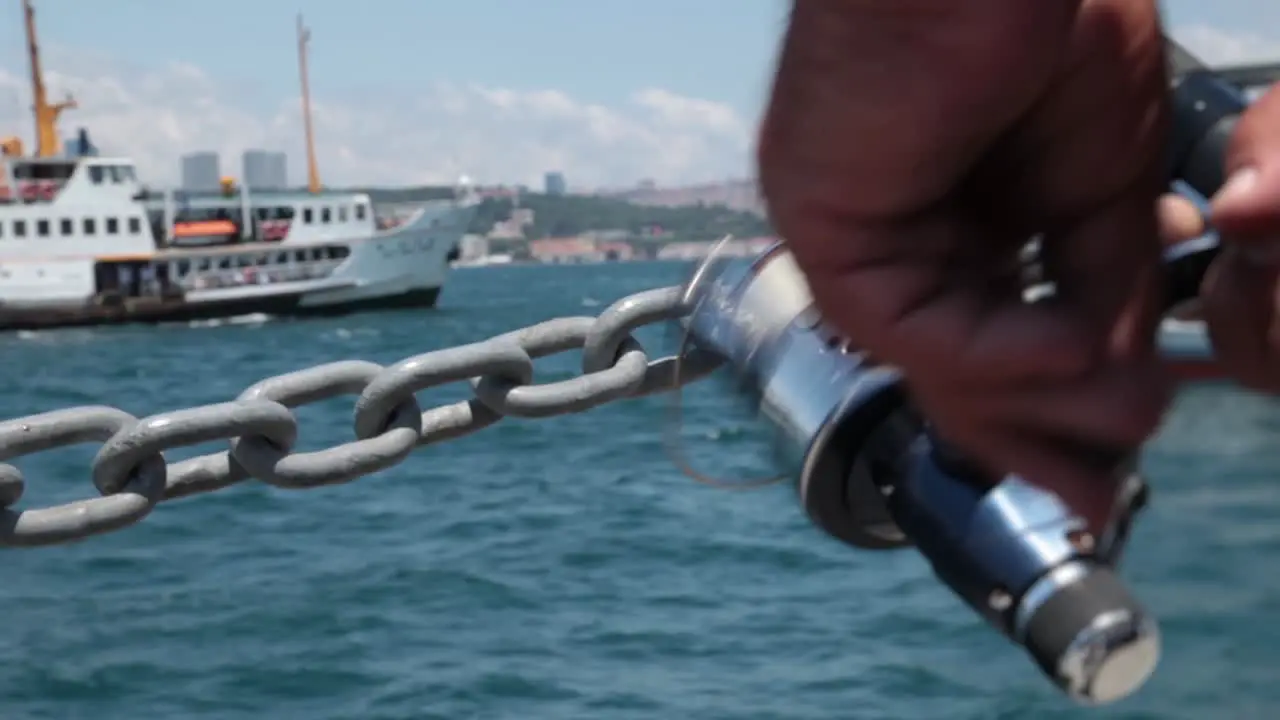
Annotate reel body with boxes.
[679,245,1158,705]
[672,48,1250,707]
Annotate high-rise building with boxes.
[181,152,221,192]
[241,150,288,190]
[544,171,566,196]
[62,127,98,158]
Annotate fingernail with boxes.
[1212,166,1260,211]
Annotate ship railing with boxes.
[0,179,64,203]
[372,201,430,233]
[178,258,344,292]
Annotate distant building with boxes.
[181,152,221,192]
[529,237,598,264]
[603,178,766,216]
[543,171,566,196]
[509,208,535,230]
[62,127,97,158]
[242,150,288,190]
[458,234,490,262]
[528,236,635,264]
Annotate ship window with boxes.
[303,207,313,223]
[60,218,73,235]
[36,219,49,237]
[13,220,25,237]
[106,218,119,234]
[355,203,367,220]
[108,166,122,183]
[274,252,287,265]
[321,207,331,223]
[293,250,306,263]
[218,258,231,270]
[83,218,96,235]
[128,217,141,234]
[177,260,190,275]
[338,206,348,222]
[121,166,136,181]
[89,166,104,184]
[256,208,268,221]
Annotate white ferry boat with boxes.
[0,4,478,331]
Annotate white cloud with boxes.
[0,46,754,192]
[1171,24,1280,65]
[0,22,1275,194]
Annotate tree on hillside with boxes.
[465,193,772,240]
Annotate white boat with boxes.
[0,4,478,331]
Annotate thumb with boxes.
[1209,84,1280,249]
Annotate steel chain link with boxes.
[0,287,722,548]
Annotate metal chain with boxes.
[0,287,725,549]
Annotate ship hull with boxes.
[0,198,476,332]
[0,285,441,331]
[0,285,442,330]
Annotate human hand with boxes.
[1195,86,1280,392]
[757,0,1174,530]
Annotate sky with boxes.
[0,1,1278,191]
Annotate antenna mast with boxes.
[24,0,75,157]
[297,13,321,193]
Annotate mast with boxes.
[297,13,321,193]
[23,0,75,157]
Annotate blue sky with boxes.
[1,1,1277,190]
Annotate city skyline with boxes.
[179,149,289,192]
[1,1,1276,189]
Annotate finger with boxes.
[947,360,1170,450]
[1201,247,1280,393]
[996,0,1170,361]
[1209,83,1280,244]
[1157,193,1207,247]
[795,215,1099,385]
[1039,197,1168,363]
[758,1,1091,384]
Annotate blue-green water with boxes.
[3,261,1280,719]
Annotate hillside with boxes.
[473,192,772,241]
[352,186,774,241]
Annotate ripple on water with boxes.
[4,264,1280,719]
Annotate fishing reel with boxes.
[672,60,1248,705]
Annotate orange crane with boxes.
[297,13,321,193]
[23,0,76,157]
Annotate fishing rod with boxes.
[673,39,1249,706]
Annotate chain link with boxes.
[0,287,722,548]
